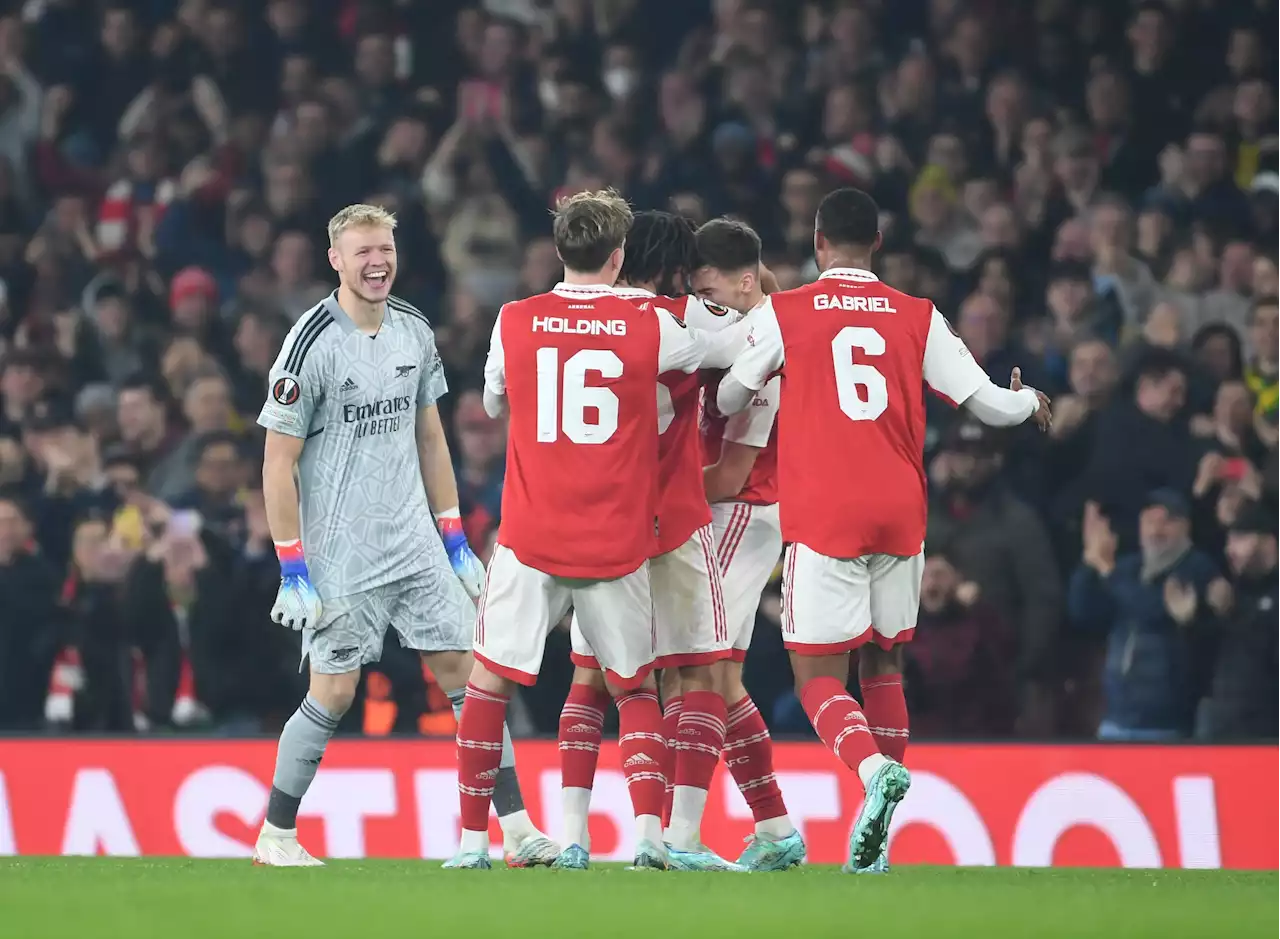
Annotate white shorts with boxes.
[712,501,783,661]
[572,524,731,671]
[780,543,922,654]
[476,545,656,689]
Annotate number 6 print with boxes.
[831,326,888,422]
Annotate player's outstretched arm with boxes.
[717,298,783,415]
[922,305,1049,429]
[263,430,322,630]
[964,369,1052,430]
[416,406,485,599]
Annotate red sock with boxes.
[800,676,879,778]
[615,688,666,820]
[861,673,909,763]
[660,695,683,827]
[674,690,726,792]
[456,683,508,832]
[558,683,610,789]
[723,695,788,823]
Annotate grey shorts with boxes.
[303,564,474,674]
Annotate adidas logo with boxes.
[340,377,358,392]
[624,752,659,767]
[567,723,597,734]
[678,727,700,735]
[476,768,499,781]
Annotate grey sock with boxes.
[267,695,340,828]
[449,687,524,818]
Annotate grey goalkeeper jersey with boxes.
[258,291,450,598]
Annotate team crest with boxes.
[272,377,300,405]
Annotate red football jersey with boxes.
[726,268,988,558]
[700,373,779,506]
[484,283,708,578]
[615,288,740,554]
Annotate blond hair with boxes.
[552,188,633,273]
[327,203,397,247]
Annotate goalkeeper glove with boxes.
[271,540,323,630]
[437,509,485,600]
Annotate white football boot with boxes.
[253,821,325,867]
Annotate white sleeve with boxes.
[921,305,989,406]
[483,308,506,397]
[696,316,752,369]
[963,382,1041,426]
[725,297,784,393]
[483,388,508,419]
[656,307,707,374]
[722,375,779,447]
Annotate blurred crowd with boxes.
[0,0,1275,742]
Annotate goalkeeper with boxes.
[253,203,556,868]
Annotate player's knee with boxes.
[711,659,745,701]
[676,663,714,694]
[421,649,472,692]
[658,667,682,702]
[308,670,360,716]
[572,666,609,693]
[858,643,904,678]
[788,651,846,695]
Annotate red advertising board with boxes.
[0,740,1273,868]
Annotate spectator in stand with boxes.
[1244,296,1278,432]
[452,389,505,558]
[170,431,248,541]
[150,368,236,503]
[1199,500,1278,739]
[46,510,132,732]
[0,493,58,729]
[115,374,179,490]
[1081,348,1197,551]
[906,554,1015,738]
[230,309,287,417]
[1070,492,1225,740]
[927,419,1062,733]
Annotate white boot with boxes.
[253,821,324,867]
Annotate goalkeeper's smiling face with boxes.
[331,223,397,304]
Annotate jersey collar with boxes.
[612,285,655,298]
[552,282,616,299]
[324,290,397,334]
[819,267,879,282]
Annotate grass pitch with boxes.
[0,859,1273,939]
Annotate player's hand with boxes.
[1011,368,1052,432]
[438,511,485,600]
[271,540,322,630]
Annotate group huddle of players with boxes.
[251,189,1050,874]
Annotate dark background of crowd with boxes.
[0,0,1275,743]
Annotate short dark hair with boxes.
[816,188,880,249]
[194,430,242,461]
[102,445,142,472]
[1134,347,1188,384]
[695,219,761,272]
[618,211,698,295]
[118,373,166,402]
[552,189,633,273]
